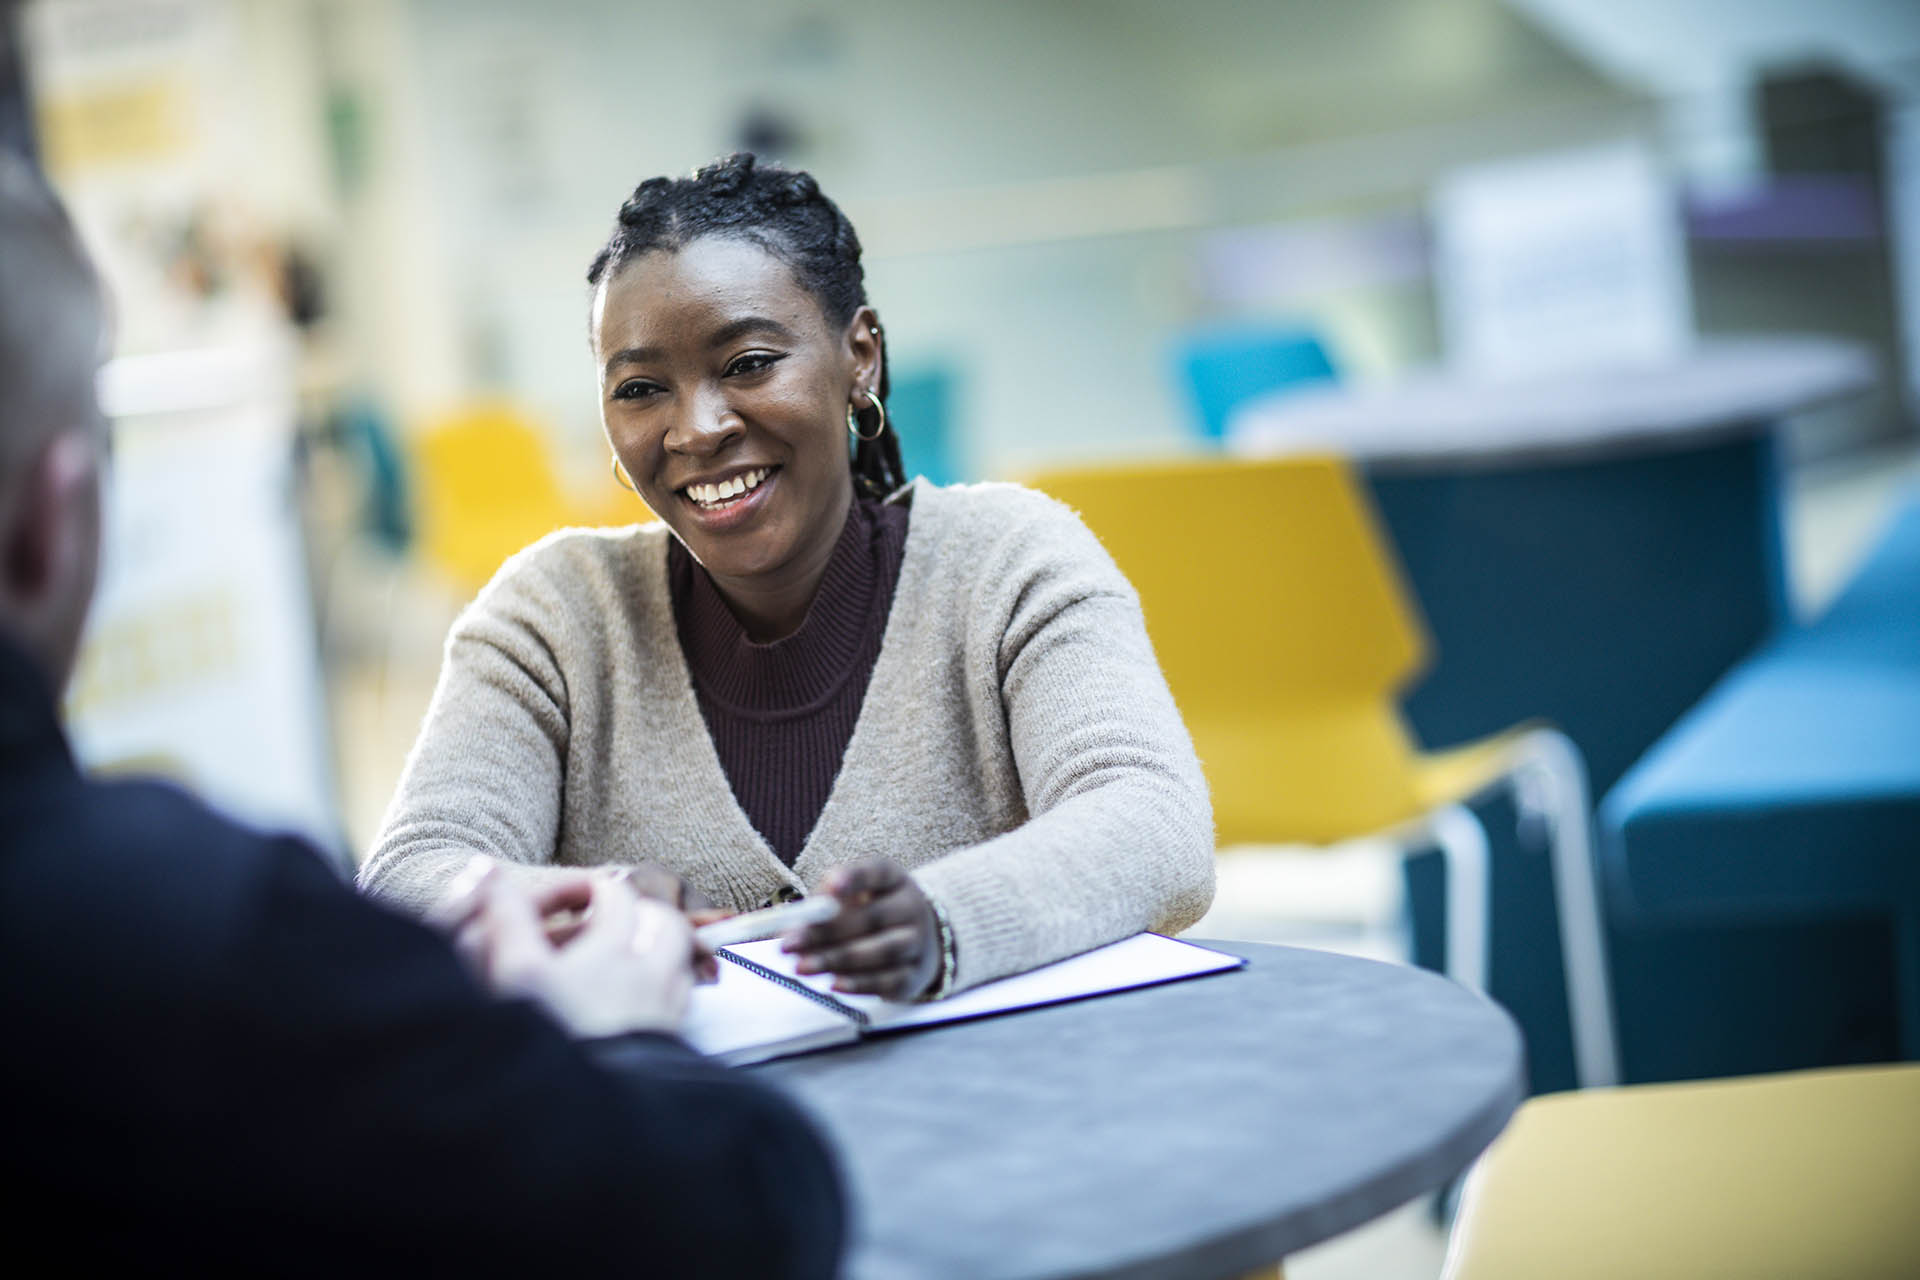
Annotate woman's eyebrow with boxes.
[603,345,660,377]
[707,315,796,348]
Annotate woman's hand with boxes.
[782,858,941,1001]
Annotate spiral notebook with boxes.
[679,932,1243,1066]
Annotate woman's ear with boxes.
[846,305,882,396]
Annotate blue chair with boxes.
[1380,434,1901,1090]
[1174,325,1338,441]
[1601,490,1920,1061]
[886,366,961,486]
[337,398,411,554]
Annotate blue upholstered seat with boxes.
[1600,491,1920,1056]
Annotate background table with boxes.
[1223,336,1872,468]
[756,940,1524,1280]
[1223,338,1893,1093]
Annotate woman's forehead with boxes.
[594,235,823,345]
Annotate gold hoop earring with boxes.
[846,388,887,443]
[611,454,638,493]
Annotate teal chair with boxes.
[1601,491,1920,1060]
[1173,324,1338,441]
[886,366,960,486]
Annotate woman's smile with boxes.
[676,463,782,531]
[681,464,776,510]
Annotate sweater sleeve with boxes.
[357,544,584,915]
[911,496,1216,990]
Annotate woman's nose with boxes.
[666,389,743,454]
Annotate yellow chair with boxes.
[412,401,647,595]
[1028,454,1618,1086]
[1443,1063,1920,1279]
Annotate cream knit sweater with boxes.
[359,479,1215,992]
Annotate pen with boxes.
[695,896,841,949]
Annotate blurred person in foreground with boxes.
[0,151,843,1276]
[361,153,1214,1002]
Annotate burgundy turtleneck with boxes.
[667,496,910,866]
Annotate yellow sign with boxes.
[36,76,191,174]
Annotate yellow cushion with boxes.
[1193,701,1426,844]
[1444,1064,1920,1280]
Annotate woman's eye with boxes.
[725,352,783,378]
[611,379,661,402]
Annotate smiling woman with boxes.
[358,154,1215,1002]
[594,234,872,638]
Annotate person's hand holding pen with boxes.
[535,864,723,982]
[433,858,705,1035]
[782,858,942,1001]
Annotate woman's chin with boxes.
[673,520,792,583]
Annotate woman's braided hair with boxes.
[588,152,906,500]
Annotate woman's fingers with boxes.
[788,872,921,952]
[818,858,906,904]
[785,897,910,952]
[793,924,924,978]
[784,861,940,999]
[829,965,923,1001]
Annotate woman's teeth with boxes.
[686,467,771,509]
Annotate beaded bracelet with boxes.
[921,896,960,1002]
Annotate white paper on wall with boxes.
[67,343,341,860]
[1431,138,1694,382]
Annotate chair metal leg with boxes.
[1515,728,1620,1088]
[1428,804,1490,993]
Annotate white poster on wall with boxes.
[1431,138,1694,382]
[66,344,341,860]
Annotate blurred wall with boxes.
[1513,0,1920,447]
[317,0,1644,479]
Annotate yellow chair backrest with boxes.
[413,403,645,594]
[1445,1063,1920,1280]
[1029,454,1434,844]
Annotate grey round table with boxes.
[754,940,1524,1280]
[1223,336,1872,468]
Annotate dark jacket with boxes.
[0,635,845,1276]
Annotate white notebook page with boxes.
[678,947,859,1065]
[721,933,1242,1033]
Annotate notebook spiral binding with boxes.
[718,947,872,1029]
